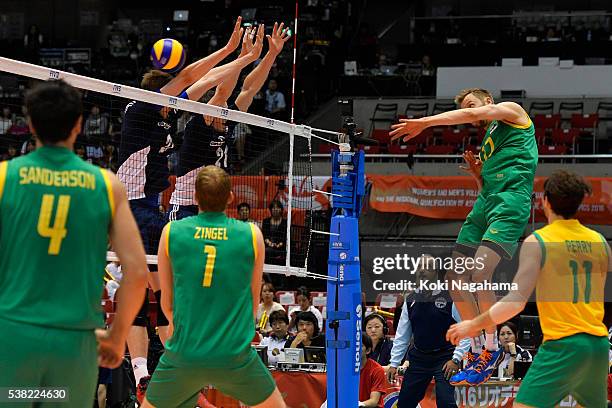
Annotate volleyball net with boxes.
[0,56,340,279]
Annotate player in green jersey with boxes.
[0,80,148,406]
[390,88,538,385]
[142,165,285,408]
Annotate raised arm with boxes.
[390,102,529,142]
[182,30,263,103]
[235,22,290,112]
[160,17,243,96]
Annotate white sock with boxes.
[470,336,482,353]
[132,357,149,384]
[485,331,499,351]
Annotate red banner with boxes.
[368,175,612,225]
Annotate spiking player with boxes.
[0,80,148,405]
[116,17,261,398]
[142,166,285,408]
[169,22,290,221]
[448,170,610,407]
[391,88,538,385]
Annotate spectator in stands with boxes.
[497,321,532,378]
[260,310,291,366]
[74,144,86,160]
[256,282,284,336]
[419,55,436,96]
[288,286,324,332]
[359,333,389,408]
[1,144,18,161]
[20,138,35,155]
[84,105,109,142]
[264,79,286,119]
[285,311,325,348]
[24,25,44,64]
[262,199,287,265]
[364,313,393,367]
[86,143,104,164]
[0,107,12,134]
[8,115,29,138]
[237,202,258,226]
[387,254,470,408]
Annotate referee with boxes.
[387,254,470,408]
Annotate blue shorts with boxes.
[167,204,199,222]
[129,197,167,255]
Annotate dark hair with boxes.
[269,199,283,212]
[363,313,387,332]
[362,332,373,351]
[296,286,311,302]
[269,310,289,325]
[296,311,319,336]
[141,70,174,91]
[261,282,275,299]
[195,166,231,212]
[237,202,251,211]
[24,80,83,144]
[544,170,592,219]
[498,321,518,338]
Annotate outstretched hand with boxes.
[225,17,244,52]
[267,22,291,55]
[459,151,482,178]
[389,118,428,142]
[248,24,265,61]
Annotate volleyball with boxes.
[150,38,186,73]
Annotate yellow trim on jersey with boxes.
[501,113,532,129]
[165,222,172,258]
[0,161,7,203]
[250,223,258,261]
[100,169,115,218]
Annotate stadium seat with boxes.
[388,144,418,154]
[311,292,327,307]
[529,101,554,116]
[464,144,480,153]
[276,291,297,305]
[441,128,468,146]
[596,102,612,121]
[432,102,456,115]
[318,144,336,154]
[533,114,561,130]
[371,129,392,145]
[403,102,429,118]
[375,293,403,313]
[571,113,599,130]
[369,103,398,138]
[362,145,381,154]
[538,145,568,155]
[535,128,547,144]
[559,101,584,119]
[425,145,455,155]
[551,128,579,146]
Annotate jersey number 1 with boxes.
[202,245,217,287]
[37,194,71,255]
[569,260,592,303]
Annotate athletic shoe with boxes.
[466,349,504,386]
[449,351,480,386]
[136,375,151,404]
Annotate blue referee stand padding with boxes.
[326,147,365,408]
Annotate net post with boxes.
[326,142,365,408]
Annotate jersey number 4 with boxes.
[202,245,217,287]
[37,194,71,255]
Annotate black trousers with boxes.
[398,347,457,408]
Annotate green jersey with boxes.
[164,212,257,368]
[478,116,538,196]
[0,146,113,330]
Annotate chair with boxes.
[441,128,468,146]
[375,293,403,313]
[371,129,392,145]
[403,102,429,118]
[529,101,554,116]
[432,102,456,115]
[596,102,612,120]
[535,128,547,144]
[318,144,336,154]
[551,128,579,151]
[571,113,599,153]
[311,292,327,307]
[362,145,381,154]
[368,103,398,137]
[558,102,584,119]
[388,144,418,154]
[425,145,455,154]
[276,291,297,306]
[533,114,561,130]
[538,145,568,155]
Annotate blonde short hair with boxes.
[454,88,493,105]
[195,166,232,212]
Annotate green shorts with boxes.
[0,317,98,407]
[516,333,608,408]
[146,349,276,407]
[456,191,531,258]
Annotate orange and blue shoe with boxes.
[136,375,151,404]
[466,349,504,386]
[449,351,480,386]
